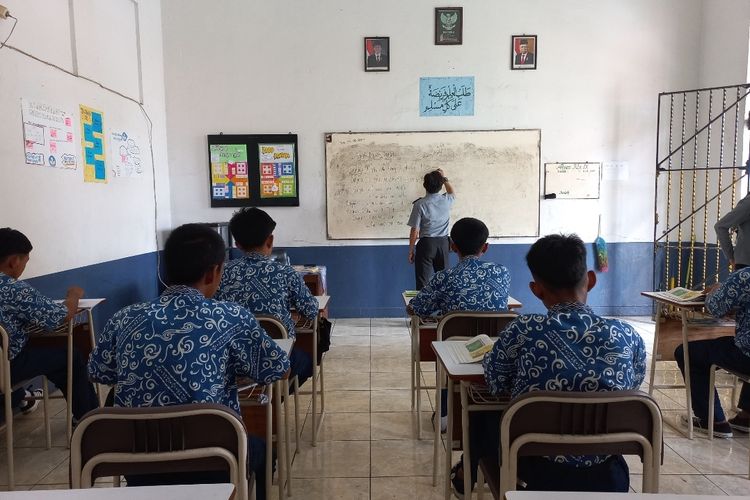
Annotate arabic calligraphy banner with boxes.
[419,76,474,117]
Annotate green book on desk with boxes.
[404,290,419,297]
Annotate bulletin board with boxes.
[207,134,300,207]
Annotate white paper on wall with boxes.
[21,99,78,169]
[109,129,143,177]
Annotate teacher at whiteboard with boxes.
[407,169,456,289]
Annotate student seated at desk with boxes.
[407,217,510,317]
[216,207,318,387]
[675,269,750,438]
[407,217,511,431]
[0,228,99,421]
[451,234,646,497]
[88,224,289,500]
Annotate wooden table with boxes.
[507,492,750,500]
[402,292,520,438]
[43,298,106,442]
[432,340,508,500]
[641,291,725,439]
[274,338,294,499]
[0,483,235,499]
[295,295,330,446]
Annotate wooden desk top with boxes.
[54,298,106,310]
[402,291,522,310]
[432,341,486,381]
[275,338,294,355]
[0,484,235,500]
[315,295,330,310]
[641,291,704,309]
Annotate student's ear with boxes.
[449,240,459,253]
[529,281,544,301]
[204,264,223,286]
[586,270,597,292]
[265,234,274,250]
[480,242,489,255]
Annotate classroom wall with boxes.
[698,0,750,88]
[0,1,171,317]
[160,0,706,315]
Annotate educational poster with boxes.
[109,130,143,178]
[419,76,475,117]
[210,144,250,200]
[258,144,297,198]
[20,99,77,169]
[80,105,107,183]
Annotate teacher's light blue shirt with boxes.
[407,193,455,237]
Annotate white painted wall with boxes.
[162,0,704,247]
[699,0,750,88]
[0,0,172,278]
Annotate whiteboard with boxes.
[544,162,601,199]
[325,130,541,239]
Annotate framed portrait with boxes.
[511,35,537,70]
[364,37,390,72]
[435,7,463,45]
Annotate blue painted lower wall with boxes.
[26,253,160,334]
[22,242,653,328]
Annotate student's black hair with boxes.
[526,233,587,290]
[229,207,277,249]
[423,170,444,194]
[164,224,226,286]
[0,228,33,262]
[450,218,489,256]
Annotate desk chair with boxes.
[707,365,750,478]
[70,404,250,499]
[0,325,55,490]
[476,390,663,499]
[432,311,517,486]
[256,315,296,496]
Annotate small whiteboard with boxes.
[544,162,601,199]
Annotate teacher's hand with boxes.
[408,249,415,264]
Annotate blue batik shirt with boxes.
[0,272,68,360]
[705,268,750,357]
[88,285,290,414]
[215,252,319,338]
[409,256,511,316]
[483,302,646,467]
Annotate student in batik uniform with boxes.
[675,268,750,438]
[216,207,318,386]
[88,224,289,500]
[0,228,98,420]
[408,217,510,317]
[408,217,511,431]
[451,233,646,496]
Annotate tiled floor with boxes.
[1,316,749,498]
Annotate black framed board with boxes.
[207,134,300,208]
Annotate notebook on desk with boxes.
[445,336,497,364]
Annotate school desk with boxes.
[402,292,521,438]
[507,493,750,500]
[0,483,235,499]
[432,340,510,500]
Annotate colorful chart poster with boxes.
[21,99,77,169]
[259,144,296,198]
[210,144,249,200]
[80,105,107,183]
[109,129,143,178]
[419,76,475,117]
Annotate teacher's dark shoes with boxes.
[681,414,733,438]
[729,414,750,433]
